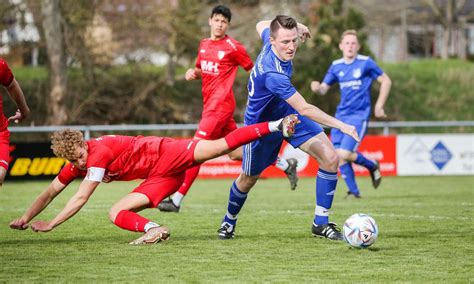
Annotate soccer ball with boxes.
[343,213,378,248]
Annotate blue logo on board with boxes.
[430,142,452,170]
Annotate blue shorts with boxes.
[331,118,368,152]
[242,115,323,176]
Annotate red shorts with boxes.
[195,111,237,140]
[132,138,199,207]
[0,129,10,170]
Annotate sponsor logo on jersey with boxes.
[340,80,362,89]
[352,68,361,79]
[218,51,225,60]
[201,60,219,74]
[200,49,205,53]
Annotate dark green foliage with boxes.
[6,59,473,126]
[381,59,474,121]
[293,0,370,115]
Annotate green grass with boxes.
[1,176,473,282]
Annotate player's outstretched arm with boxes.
[374,73,392,118]
[10,177,68,230]
[286,91,359,142]
[6,79,30,123]
[30,179,100,232]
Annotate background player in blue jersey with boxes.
[310,29,392,198]
[217,16,360,241]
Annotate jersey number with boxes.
[248,68,257,97]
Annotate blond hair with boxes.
[340,29,358,42]
[51,129,85,160]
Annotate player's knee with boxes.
[318,150,339,172]
[228,152,241,161]
[336,149,352,161]
[327,151,339,170]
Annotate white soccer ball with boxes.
[343,213,378,248]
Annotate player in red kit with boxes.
[158,5,298,213]
[0,58,30,186]
[9,115,298,244]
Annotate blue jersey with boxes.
[244,28,297,125]
[241,28,323,175]
[322,55,383,120]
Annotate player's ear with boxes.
[270,36,275,45]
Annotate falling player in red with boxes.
[0,58,30,186]
[9,114,298,244]
[158,5,298,213]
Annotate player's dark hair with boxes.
[211,5,231,22]
[270,15,297,38]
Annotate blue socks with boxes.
[354,152,376,171]
[223,181,248,226]
[339,162,360,196]
[314,169,338,225]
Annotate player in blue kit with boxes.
[310,30,392,198]
[217,16,360,241]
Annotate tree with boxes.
[293,0,368,115]
[426,0,467,59]
[41,0,67,125]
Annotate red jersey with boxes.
[196,35,253,114]
[57,135,169,183]
[0,59,14,130]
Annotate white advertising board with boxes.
[397,134,474,175]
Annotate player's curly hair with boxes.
[51,128,85,160]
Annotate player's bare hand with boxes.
[310,81,321,93]
[374,105,387,118]
[31,221,53,232]
[341,123,360,142]
[297,23,311,42]
[7,109,24,124]
[102,172,119,183]
[185,68,197,81]
[9,218,29,230]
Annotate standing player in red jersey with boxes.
[158,5,298,213]
[0,58,30,186]
[9,115,298,244]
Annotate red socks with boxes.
[177,165,201,195]
[114,210,150,232]
[224,122,270,150]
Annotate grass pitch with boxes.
[1,176,473,283]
